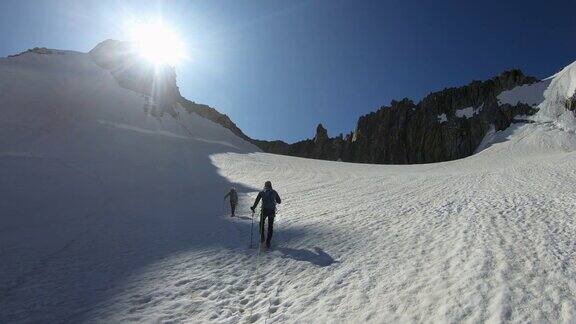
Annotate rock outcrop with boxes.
[177,98,253,142]
[8,47,67,57]
[255,70,539,164]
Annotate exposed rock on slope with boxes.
[8,47,69,57]
[256,70,541,164]
[177,98,253,142]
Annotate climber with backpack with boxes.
[251,181,282,248]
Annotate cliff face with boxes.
[256,70,539,164]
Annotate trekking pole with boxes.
[274,206,280,247]
[249,211,255,248]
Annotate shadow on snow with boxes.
[277,247,339,267]
[0,118,339,322]
[0,120,255,322]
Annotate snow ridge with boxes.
[534,61,576,131]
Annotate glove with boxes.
[250,206,255,213]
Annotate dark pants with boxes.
[230,202,236,216]
[260,209,275,245]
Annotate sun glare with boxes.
[128,22,186,66]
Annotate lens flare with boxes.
[128,21,185,66]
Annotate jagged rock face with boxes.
[566,93,576,113]
[255,70,539,164]
[314,124,329,143]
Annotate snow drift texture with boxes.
[2,43,576,323]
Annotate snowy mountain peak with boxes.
[89,39,181,112]
[534,60,576,131]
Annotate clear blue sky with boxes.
[0,0,574,142]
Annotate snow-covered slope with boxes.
[2,47,576,323]
[497,60,576,133]
[534,61,576,132]
[210,123,576,323]
[0,47,259,322]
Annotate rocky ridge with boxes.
[256,70,540,164]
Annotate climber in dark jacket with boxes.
[224,187,238,217]
[251,181,281,248]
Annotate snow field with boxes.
[208,124,576,322]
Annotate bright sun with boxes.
[128,22,185,66]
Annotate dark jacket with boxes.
[252,188,281,212]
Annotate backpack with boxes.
[261,189,277,210]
